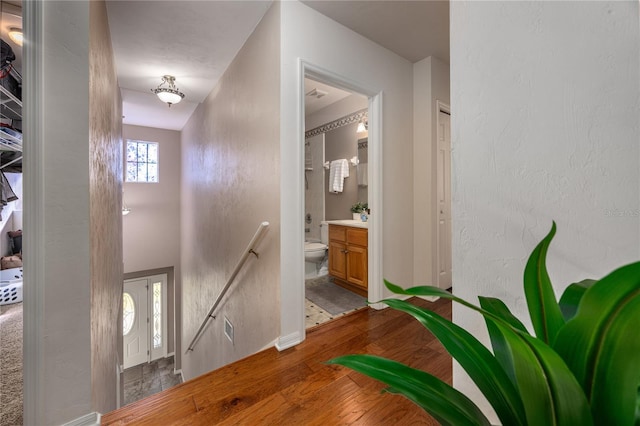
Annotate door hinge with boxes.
[147,350,149,355]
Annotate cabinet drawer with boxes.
[329,225,346,242]
[346,227,368,247]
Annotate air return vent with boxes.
[224,317,234,344]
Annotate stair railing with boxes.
[186,221,270,353]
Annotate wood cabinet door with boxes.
[328,240,347,280]
[346,244,368,289]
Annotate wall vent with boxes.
[224,317,234,344]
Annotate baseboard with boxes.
[276,331,302,351]
[176,369,185,383]
[63,412,101,426]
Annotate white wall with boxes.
[180,2,280,381]
[413,56,450,287]
[450,1,639,421]
[279,0,414,346]
[26,2,93,423]
[305,93,368,130]
[123,124,181,360]
[25,1,124,423]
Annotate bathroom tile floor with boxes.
[305,298,366,329]
[305,298,335,328]
[123,356,182,406]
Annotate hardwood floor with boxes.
[102,297,452,425]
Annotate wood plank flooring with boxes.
[102,297,452,425]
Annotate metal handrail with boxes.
[186,221,270,353]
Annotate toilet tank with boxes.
[320,221,329,245]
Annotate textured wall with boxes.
[180,3,280,380]
[123,124,181,360]
[450,1,639,420]
[89,0,123,414]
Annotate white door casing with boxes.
[123,279,149,369]
[436,104,452,289]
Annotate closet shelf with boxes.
[0,85,23,172]
[0,85,22,123]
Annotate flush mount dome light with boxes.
[152,75,185,107]
[8,28,22,46]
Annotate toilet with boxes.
[304,222,328,278]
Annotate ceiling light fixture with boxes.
[8,28,23,46]
[122,191,131,216]
[152,75,185,107]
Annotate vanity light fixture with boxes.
[8,28,22,46]
[356,118,368,134]
[152,75,185,107]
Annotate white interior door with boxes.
[436,107,452,289]
[123,279,149,369]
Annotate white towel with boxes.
[357,163,368,187]
[329,159,349,193]
[305,146,313,170]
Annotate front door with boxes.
[123,279,149,369]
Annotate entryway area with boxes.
[123,355,181,405]
[122,273,182,405]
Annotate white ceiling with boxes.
[106,0,450,131]
[301,0,449,64]
[304,78,353,116]
[106,0,273,131]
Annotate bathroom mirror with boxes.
[357,137,368,204]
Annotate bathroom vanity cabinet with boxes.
[328,224,368,296]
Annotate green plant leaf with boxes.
[522,333,593,425]
[554,262,640,424]
[589,294,640,425]
[478,297,526,388]
[384,280,592,425]
[478,297,529,333]
[383,298,527,426]
[558,279,596,322]
[523,221,565,344]
[635,386,640,425]
[327,354,491,426]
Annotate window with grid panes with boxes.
[126,140,159,182]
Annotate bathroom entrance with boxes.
[303,75,370,328]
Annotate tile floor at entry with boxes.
[123,356,182,406]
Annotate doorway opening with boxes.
[300,64,383,334]
[123,273,167,368]
[122,273,182,405]
[435,102,452,290]
[303,76,369,328]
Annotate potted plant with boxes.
[329,223,640,425]
[351,202,368,220]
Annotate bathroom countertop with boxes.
[324,219,368,229]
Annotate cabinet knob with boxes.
[343,250,349,254]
